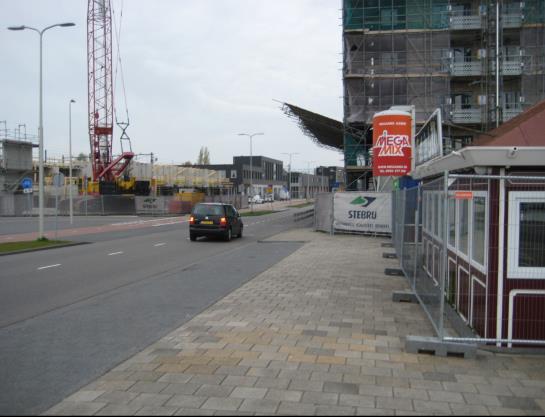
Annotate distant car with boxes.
[264,195,274,203]
[189,203,243,241]
[249,195,264,204]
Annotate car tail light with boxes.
[220,217,227,227]
[189,216,195,224]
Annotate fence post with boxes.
[412,185,421,292]
[330,191,335,236]
[439,171,449,341]
[400,188,406,268]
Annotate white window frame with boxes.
[507,191,545,279]
[470,193,488,273]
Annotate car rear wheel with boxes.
[190,233,197,241]
[224,228,232,242]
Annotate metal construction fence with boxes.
[393,173,545,347]
[0,193,248,217]
[314,191,392,236]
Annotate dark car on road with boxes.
[189,203,243,241]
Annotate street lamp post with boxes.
[8,22,76,239]
[68,99,75,224]
[281,152,299,200]
[238,132,263,211]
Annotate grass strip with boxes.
[241,210,277,217]
[288,202,314,208]
[0,240,72,253]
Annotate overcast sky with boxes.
[2,0,344,172]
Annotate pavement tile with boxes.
[264,389,303,403]
[288,379,324,392]
[376,397,414,412]
[64,390,105,402]
[95,403,143,416]
[238,398,280,413]
[498,396,542,411]
[129,393,172,407]
[174,408,215,416]
[96,390,140,404]
[413,400,453,414]
[165,394,207,409]
[357,407,394,415]
[221,375,258,387]
[129,381,169,394]
[276,402,317,415]
[134,406,179,416]
[254,377,291,390]
[323,381,360,395]
[338,394,375,408]
[427,389,466,404]
[315,405,357,415]
[201,397,243,411]
[230,387,268,400]
[194,384,234,398]
[42,401,107,416]
[300,391,339,406]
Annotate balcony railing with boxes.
[503,13,523,28]
[451,60,483,76]
[490,57,523,76]
[450,15,481,30]
[450,108,482,124]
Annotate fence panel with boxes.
[314,192,333,233]
[392,174,545,347]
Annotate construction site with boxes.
[0,0,243,216]
[342,0,545,189]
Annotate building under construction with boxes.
[343,0,545,189]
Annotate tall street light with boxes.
[8,22,76,239]
[68,99,76,224]
[238,132,263,210]
[281,152,299,200]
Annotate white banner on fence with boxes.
[333,192,392,234]
[135,196,167,214]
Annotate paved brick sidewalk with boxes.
[44,230,545,416]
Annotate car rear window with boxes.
[193,204,224,216]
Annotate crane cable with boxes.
[111,0,132,154]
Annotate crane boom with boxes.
[87,0,133,182]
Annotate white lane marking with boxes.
[154,243,166,247]
[152,220,188,227]
[108,251,124,256]
[38,264,61,270]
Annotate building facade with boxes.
[343,0,545,189]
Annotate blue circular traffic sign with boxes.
[21,177,33,189]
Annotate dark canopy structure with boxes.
[280,102,346,152]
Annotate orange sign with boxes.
[372,111,413,177]
[455,191,473,200]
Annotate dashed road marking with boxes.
[154,243,166,247]
[108,251,124,256]
[38,264,61,270]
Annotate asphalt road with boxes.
[0,208,312,415]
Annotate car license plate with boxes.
[201,220,213,225]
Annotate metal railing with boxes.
[392,174,545,347]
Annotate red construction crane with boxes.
[87,0,134,182]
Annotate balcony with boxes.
[503,106,523,121]
[503,13,523,28]
[490,57,523,76]
[449,15,481,30]
[451,60,483,76]
[450,108,482,124]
